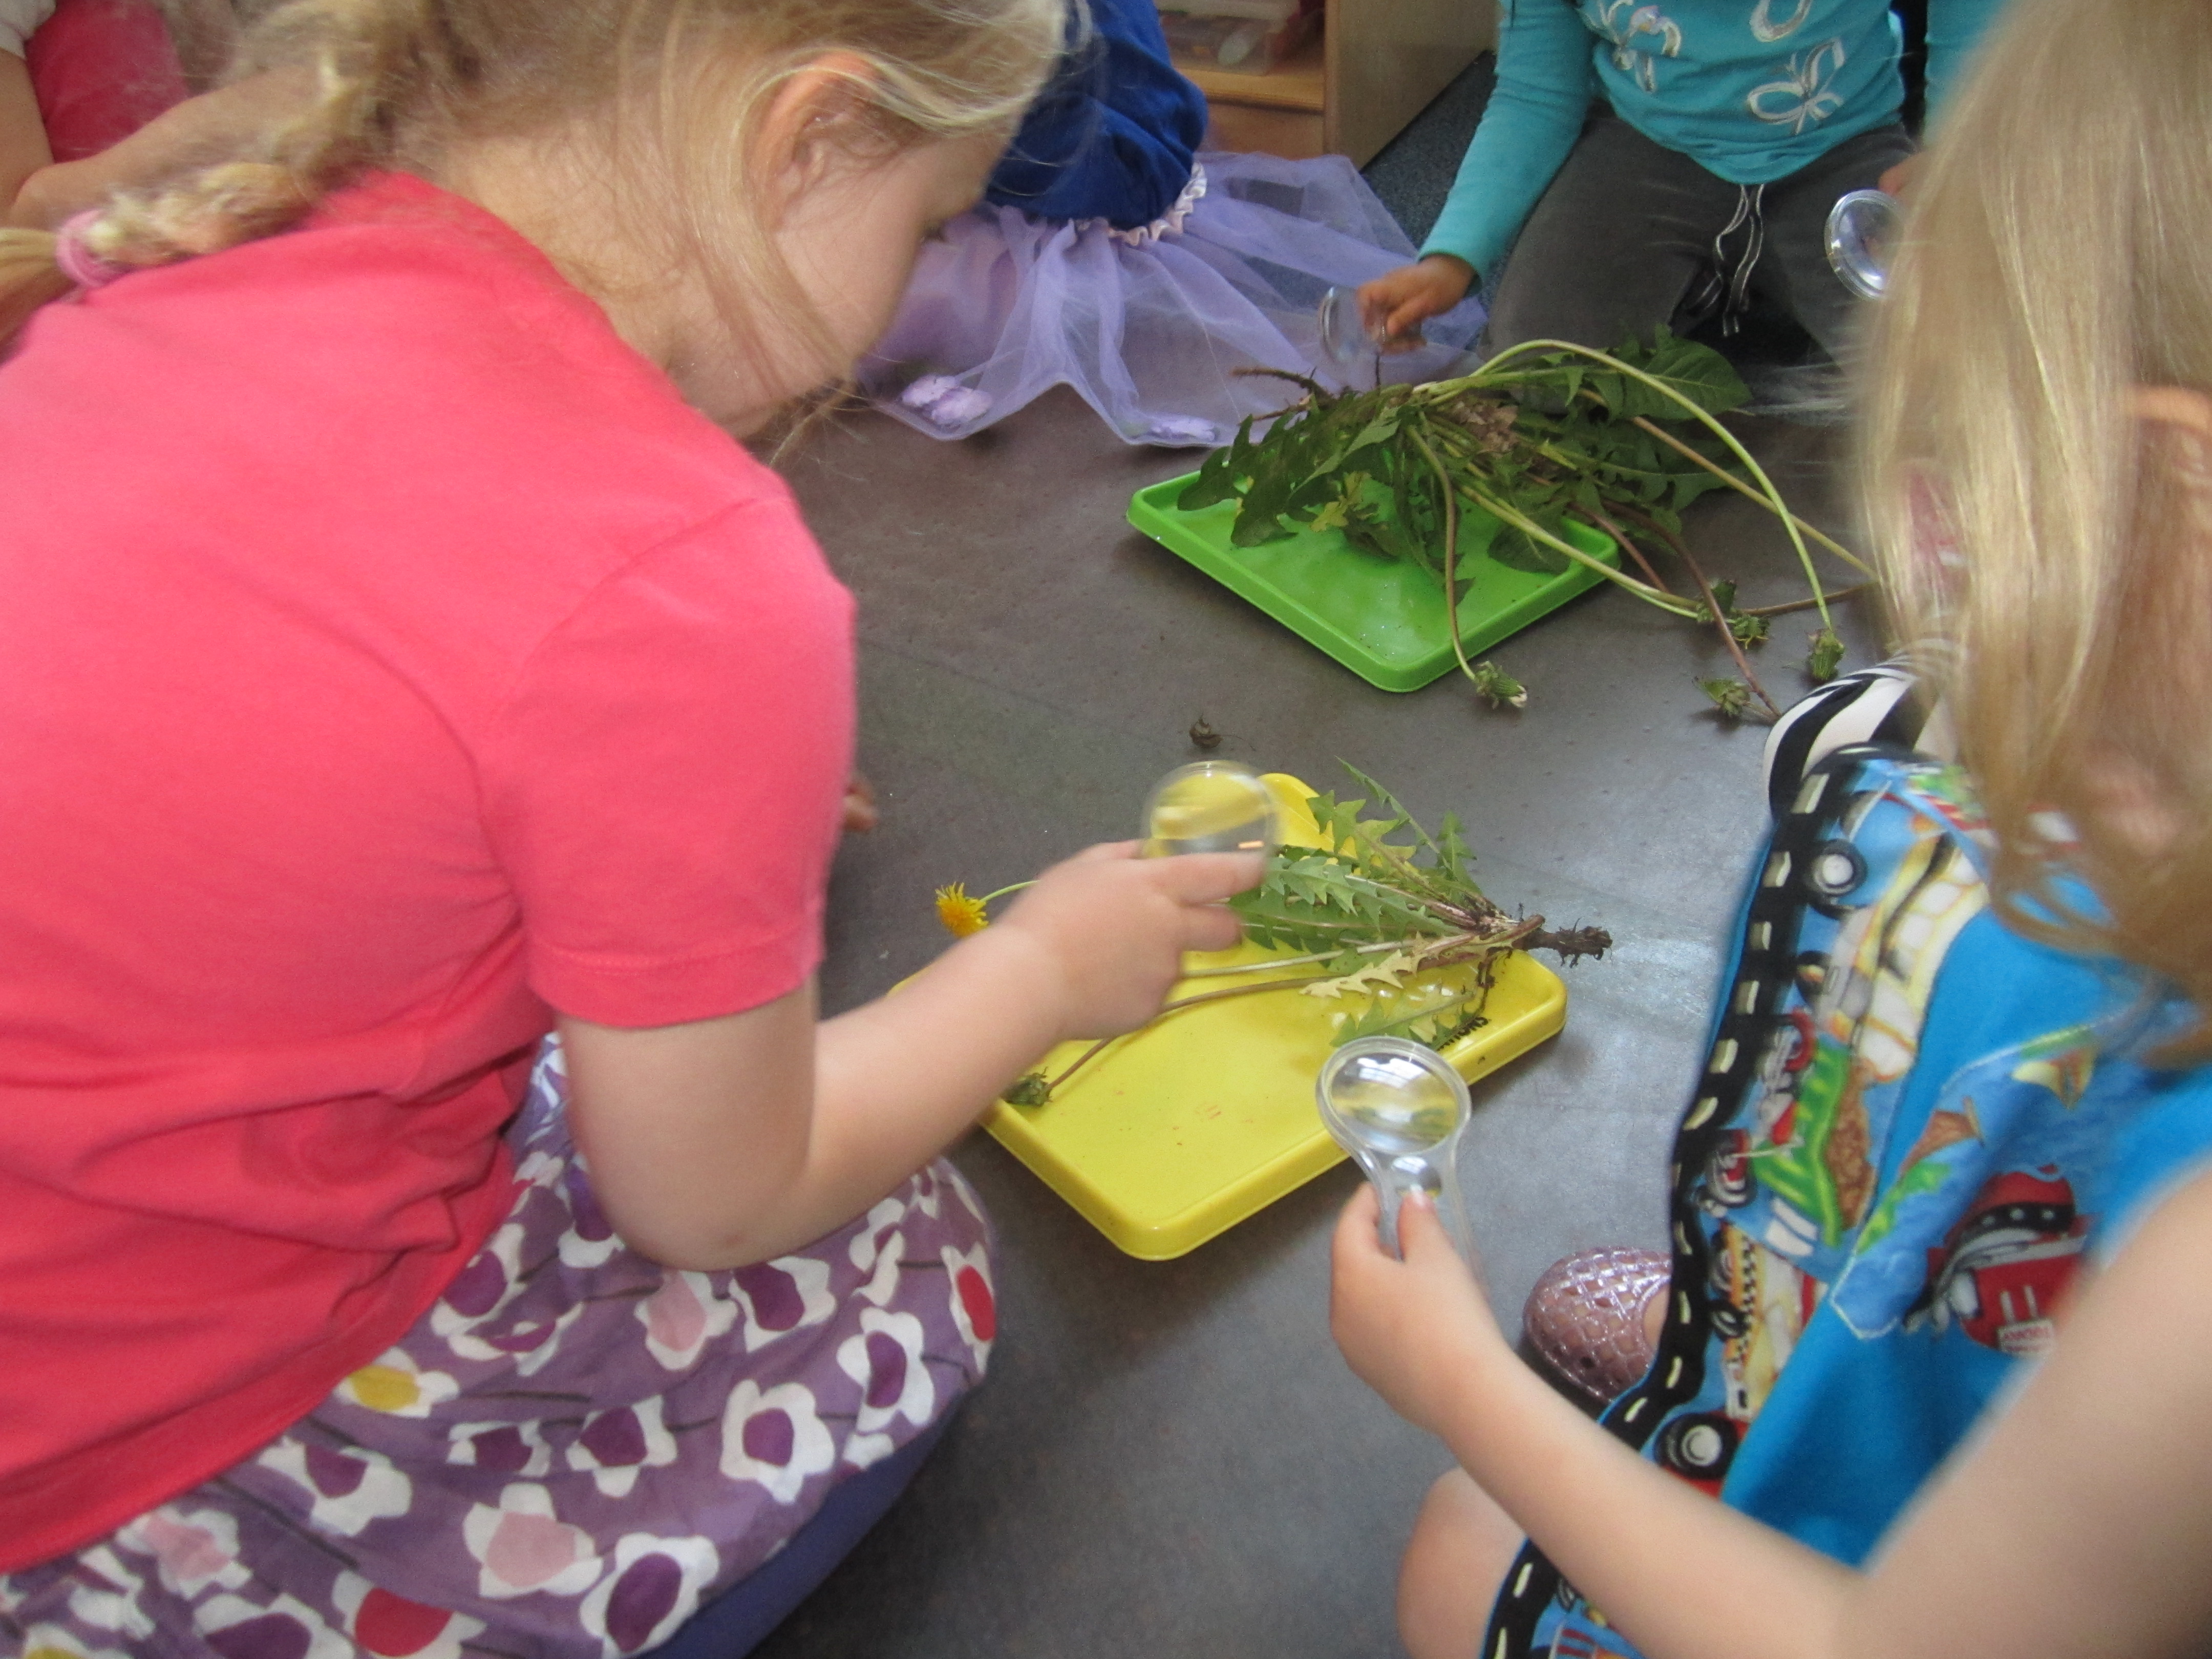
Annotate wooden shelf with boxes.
[1184,0,1494,166]
[1181,35,1325,114]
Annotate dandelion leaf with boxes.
[1487,522,1570,575]
[1594,329,1751,420]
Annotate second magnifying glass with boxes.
[1317,1037,1474,1260]
[1141,760,1281,859]
[1825,188,1903,302]
[1316,285,1385,373]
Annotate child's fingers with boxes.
[1395,1191,1463,1272]
[1381,300,1432,352]
[1331,1187,1405,1365]
[1355,277,1400,337]
[840,771,879,834]
[1180,902,1248,954]
[1395,1192,1497,1311]
[1332,1182,1391,1271]
[1146,848,1266,904]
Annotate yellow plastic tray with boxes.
[983,775,1567,1259]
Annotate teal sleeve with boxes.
[1417,0,1597,282]
[1920,0,2010,126]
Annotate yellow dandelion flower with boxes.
[934,882,990,937]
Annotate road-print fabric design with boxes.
[1,1044,996,1659]
[1481,748,2212,1659]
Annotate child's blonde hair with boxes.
[1862,0,2212,1050]
[0,0,1064,368]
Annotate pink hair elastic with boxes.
[53,211,127,290]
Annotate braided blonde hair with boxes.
[1861,0,2212,1051]
[0,0,1063,360]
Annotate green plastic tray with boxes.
[1129,474,1621,693]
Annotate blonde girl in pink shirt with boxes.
[0,0,1257,1652]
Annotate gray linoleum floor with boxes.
[743,55,1877,1655]
[743,381,1880,1658]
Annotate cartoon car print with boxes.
[1706,1224,1818,1421]
[1698,1009,1819,1221]
[1653,1409,1741,1495]
[1700,1127,1756,1215]
[1555,1626,1641,1659]
[1752,832,1987,1248]
[1905,1166,2088,1357]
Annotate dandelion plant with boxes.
[941,767,1609,1106]
[1177,331,1866,719]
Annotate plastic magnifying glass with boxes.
[1316,284,1406,373]
[1316,1037,1474,1260]
[1141,760,1281,859]
[1825,188,1903,302]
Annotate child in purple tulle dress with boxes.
[862,0,1485,447]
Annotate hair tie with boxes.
[53,211,127,290]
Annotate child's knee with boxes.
[1399,1467,1523,1659]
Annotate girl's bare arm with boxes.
[557,845,1259,1270]
[0,53,52,217]
[7,67,312,228]
[1333,1166,2212,1659]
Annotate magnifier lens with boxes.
[1141,761,1280,858]
[1826,188,1902,302]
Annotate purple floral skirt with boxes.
[1,1041,996,1657]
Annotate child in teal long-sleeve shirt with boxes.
[1359,0,2005,360]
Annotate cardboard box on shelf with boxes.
[1157,0,1318,72]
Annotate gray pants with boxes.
[1484,114,1915,362]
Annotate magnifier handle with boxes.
[1368,1161,1473,1263]
[1374,1180,1408,1259]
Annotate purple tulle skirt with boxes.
[861,151,1488,448]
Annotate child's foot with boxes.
[1520,1246,1669,1411]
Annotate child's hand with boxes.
[1357,256,1476,353]
[841,770,879,833]
[991,842,1262,1041]
[1331,1186,1506,1438]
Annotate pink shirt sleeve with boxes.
[479,498,856,1027]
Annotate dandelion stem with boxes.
[1621,414,1871,577]
[1041,1035,1121,1094]
[1740,584,1869,618]
[1617,507,1782,720]
[1406,424,1476,688]
[1472,338,1843,627]
[1460,484,1704,618]
[1039,975,1336,1094]
[1179,937,1454,978]
[1584,506,1677,595]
